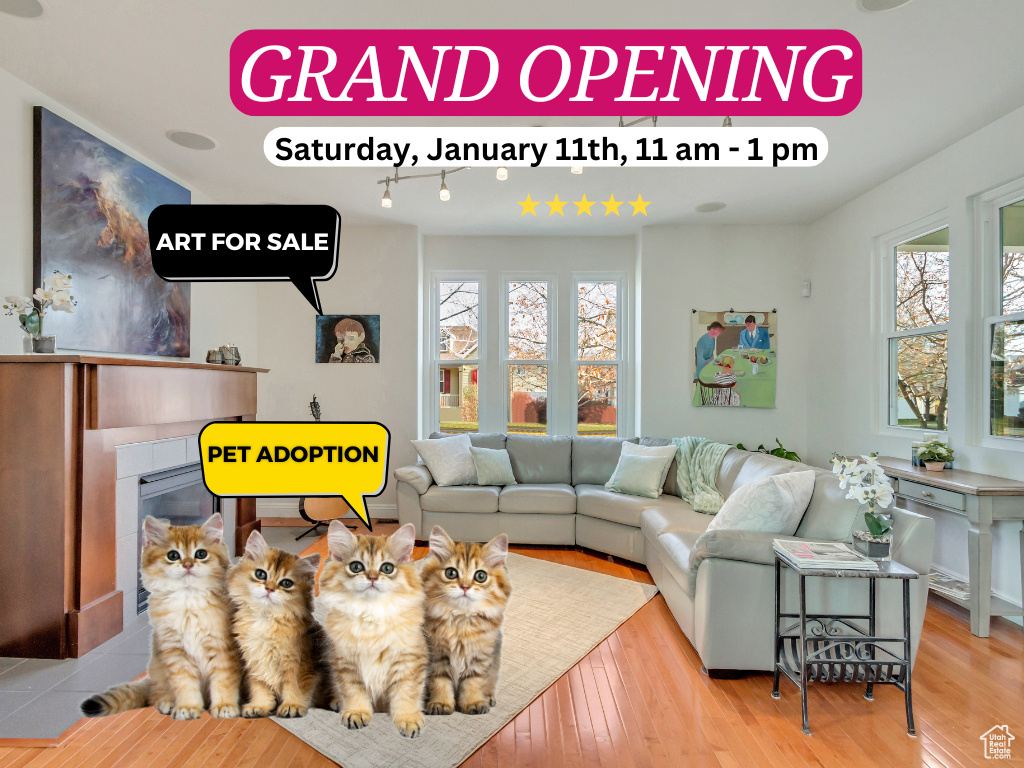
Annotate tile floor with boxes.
[0,526,314,740]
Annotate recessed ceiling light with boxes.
[696,202,726,213]
[166,130,217,150]
[857,0,913,11]
[0,0,44,18]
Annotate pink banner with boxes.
[230,29,861,117]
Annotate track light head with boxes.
[439,170,450,201]
[570,166,583,175]
[496,166,508,181]
[381,179,392,208]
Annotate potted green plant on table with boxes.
[3,272,77,353]
[830,452,895,560]
[916,440,954,472]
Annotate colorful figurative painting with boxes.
[692,310,777,408]
[315,314,380,363]
[34,107,191,356]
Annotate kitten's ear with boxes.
[429,526,455,562]
[327,520,357,561]
[201,513,224,544]
[388,523,417,564]
[243,530,268,561]
[483,534,509,569]
[298,552,322,577]
[143,516,171,546]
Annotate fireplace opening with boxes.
[136,463,227,614]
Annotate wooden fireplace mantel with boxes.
[0,355,268,659]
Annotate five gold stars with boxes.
[517,193,651,218]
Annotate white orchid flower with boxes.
[33,286,55,305]
[51,298,76,313]
[3,295,33,315]
[43,272,72,290]
[860,454,882,472]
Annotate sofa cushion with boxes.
[707,470,815,535]
[420,485,500,514]
[394,464,433,495]
[639,504,715,540]
[653,530,702,596]
[498,484,577,514]
[639,438,680,497]
[430,431,507,451]
[796,469,860,541]
[412,434,476,487]
[605,453,673,499]
[471,447,517,486]
[576,484,692,528]
[571,436,637,486]
[716,450,811,497]
[506,435,572,484]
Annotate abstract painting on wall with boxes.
[315,314,380,363]
[692,310,777,408]
[34,107,192,356]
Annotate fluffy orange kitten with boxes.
[227,531,331,718]
[319,521,427,738]
[81,514,242,720]
[422,526,511,716]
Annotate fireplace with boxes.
[136,463,227,614]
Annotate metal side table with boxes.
[772,555,919,736]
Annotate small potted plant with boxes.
[917,440,953,472]
[3,271,77,353]
[831,452,896,560]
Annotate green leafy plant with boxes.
[735,438,801,462]
[917,439,954,464]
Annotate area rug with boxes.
[274,551,659,768]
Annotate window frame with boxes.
[501,273,557,435]
[428,272,486,437]
[876,212,950,436]
[573,272,629,438]
[975,180,1024,450]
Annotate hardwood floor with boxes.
[0,541,1020,768]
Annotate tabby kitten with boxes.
[422,526,511,716]
[227,530,331,718]
[81,514,242,720]
[319,521,427,738]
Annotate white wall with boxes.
[0,66,257,363]
[804,103,1024,610]
[638,225,812,454]
[255,225,420,518]
[423,235,637,437]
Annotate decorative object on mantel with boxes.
[34,106,191,357]
[4,271,77,353]
[831,452,895,560]
[205,343,241,365]
[915,439,954,471]
[911,435,952,469]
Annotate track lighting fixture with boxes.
[496,166,508,181]
[374,166,468,204]
[570,166,583,175]
[381,178,392,208]
[439,170,450,201]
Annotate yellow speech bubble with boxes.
[198,421,390,531]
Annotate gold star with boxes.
[518,194,540,216]
[628,194,651,216]
[574,194,596,216]
[602,194,624,216]
[546,194,568,216]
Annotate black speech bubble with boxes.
[149,204,340,313]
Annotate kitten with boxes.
[227,530,331,718]
[422,527,511,716]
[319,521,427,738]
[81,514,242,720]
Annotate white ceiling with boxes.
[2,0,1023,235]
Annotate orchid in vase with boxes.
[4,272,77,345]
[830,452,895,536]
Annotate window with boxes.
[436,280,480,433]
[505,280,550,434]
[989,200,1024,438]
[884,226,950,430]
[576,280,619,436]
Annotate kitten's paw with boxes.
[460,700,492,715]
[328,698,342,713]
[154,700,175,716]
[241,704,272,718]
[275,703,308,718]
[171,705,203,720]
[210,703,240,719]
[489,697,497,707]
[394,712,423,738]
[341,709,372,729]
[426,700,454,716]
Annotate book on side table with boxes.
[773,540,879,571]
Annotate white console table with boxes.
[879,457,1024,638]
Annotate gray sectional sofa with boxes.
[394,432,935,673]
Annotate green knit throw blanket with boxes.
[672,436,731,514]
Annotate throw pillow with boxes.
[620,442,677,492]
[605,453,672,499]
[411,434,476,487]
[705,470,816,535]
[470,447,517,486]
